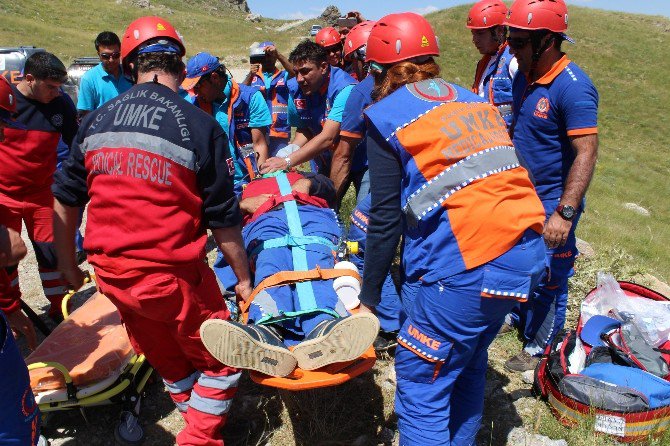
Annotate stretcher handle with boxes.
[61,271,94,319]
[28,361,78,402]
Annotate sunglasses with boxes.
[100,52,121,60]
[506,36,533,50]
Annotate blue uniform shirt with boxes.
[76,63,133,111]
[511,55,598,200]
[288,84,354,126]
[340,74,374,173]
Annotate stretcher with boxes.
[26,278,153,445]
[237,172,377,391]
[239,266,376,391]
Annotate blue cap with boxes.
[580,315,621,347]
[137,39,183,55]
[181,52,221,90]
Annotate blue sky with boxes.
[247,0,669,20]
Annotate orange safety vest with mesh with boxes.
[364,78,545,282]
[249,68,290,139]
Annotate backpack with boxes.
[534,281,670,443]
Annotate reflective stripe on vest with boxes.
[403,145,520,223]
[497,103,512,118]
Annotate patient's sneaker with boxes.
[292,313,380,370]
[200,319,297,377]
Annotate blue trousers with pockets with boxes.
[394,230,546,445]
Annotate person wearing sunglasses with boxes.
[76,31,132,118]
[466,0,516,126]
[502,0,599,374]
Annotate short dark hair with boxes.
[289,40,328,66]
[136,52,184,77]
[95,31,121,51]
[23,52,67,83]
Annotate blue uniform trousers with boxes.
[394,230,546,445]
[521,199,581,356]
[0,311,41,445]
[214,206,346,346]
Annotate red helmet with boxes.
[466,0,508,29]
[366,13,439,65]
[343,21,375,59]
[315,27,342,48]
[0,76,17,116]
[504,0,569,33]
[121,16,185,72]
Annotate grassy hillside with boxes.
[428,5,670,282]
[0,0,315,63]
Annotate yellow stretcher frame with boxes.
[27,276,154,415]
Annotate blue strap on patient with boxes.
[276,173,318,312]
[253,172,342,325]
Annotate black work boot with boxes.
[292,313,380,370]
[200,319,297,377]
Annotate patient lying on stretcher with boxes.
[200,172,379,377]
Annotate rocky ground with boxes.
[14,224,670,445]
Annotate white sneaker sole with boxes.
[292,313,380,371]
[200,320,297,377]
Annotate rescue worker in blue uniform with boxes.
[243,41,294,157]
[502,0,599,373]
[348,194,403,349]
[331,21,376,205]
[182,52,272,194]
[359,13,547,445]
[260,40,357,176]
[466,0,517,126]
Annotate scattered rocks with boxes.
[622,202,650,216]
[320,5,341,25]
[245,13,261,22]
[507,427,568,446]
[632,273,670,296]
[576,238,595,258]
[522,369,535,385]
[131,0,150,8]
[382,365,396,390]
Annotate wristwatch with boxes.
[556,204,576,221]
[284,156,292,170]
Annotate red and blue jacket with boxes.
[287,66,357,172]
[511,55,599,201]
[0,85,78,196]
[364,78,545,283]
[249,68,290,141]
[472,43,515,126]
[53,82,241,276]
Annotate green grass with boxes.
[0,0,313,64]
